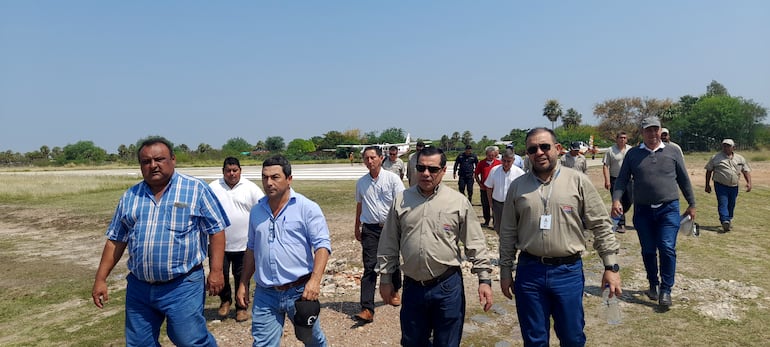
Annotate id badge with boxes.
[540,214,552,230]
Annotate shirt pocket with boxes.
[435,211,460,239]
[281,221,307,245]
[167,204,195,234]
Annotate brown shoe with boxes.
[218,302,231,318]
[354,309,374,323]
[235,309,250,322]
[390,292,401,307]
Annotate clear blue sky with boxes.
[1,1,768,153]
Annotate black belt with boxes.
[363,223,384,230]
[406,266,460,287]
[145,263,203,285]
[274,273,311,291]
[521,252,581,266]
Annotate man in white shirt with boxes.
[485,149,526,235]
[209,157,264,321]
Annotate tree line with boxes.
[2,81,767,167]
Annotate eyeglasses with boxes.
[526,143,552,155]
[416,164,443,173]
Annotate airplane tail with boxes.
[405,133,411,144]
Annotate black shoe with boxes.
[646,286,659,301]
[659,292,672,307]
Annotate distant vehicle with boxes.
[561,136,608,156]
[336,133,429,157]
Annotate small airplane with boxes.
[336,133,427,157]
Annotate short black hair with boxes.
[223,157,241,169]
[136,136,174,162]
[388,145,398,152]
[363,146,383,157]
[262,155,292,178]
[525,127,558,144]
[418,146,447,168]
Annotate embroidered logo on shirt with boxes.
[562,205,574,213]
[442,224,452,233]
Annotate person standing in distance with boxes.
[612,116,696,308]
[382,145,405,180]
[209,157,264,322]
[661,128,684,158]
[484,149,525,235]
[406,141,426,187]
[377,146,493,347]
[602,131,633,233]
[499,128,621,346]
[560,141,588,174]
[92,136,229,347]
[704,139,752,232]
[353,146,405,323]
[453,144,478,202]
[236,155,331,346]
[474,146,501,228]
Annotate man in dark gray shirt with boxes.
[611,116,696,309]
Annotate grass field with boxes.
[1,153,769,346]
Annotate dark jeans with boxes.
[515,256,586,347]
[457,175,474,201]
[610,176,633,226]
[480,189,491,224]
[218,250,246,309]
[714,182,739,223]
[633,200,680,294]
[401,270,465,347]
[492,199,504,235]
[361,224,401,313]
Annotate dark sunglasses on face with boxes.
[416,164,443,173]
[526,143,552,155]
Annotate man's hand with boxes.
[705,185,711,194]
[611,200,623,218]
[354,227,362,242]
[601,270,622,298]
[207,270,224,296]
[236,282,250,309]
[479,283,493,312]
[500,278,514,300]
[746,183,752,192]
[302,277,321,301]
[685,206,696,221]
[379,283,395,305]
[92,279,109,308]
[604,181,610,190]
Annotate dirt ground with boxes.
[2,160,768,346]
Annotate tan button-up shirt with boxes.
[499,164,619,280]
[376,183,492,283]
[705,151,751,187]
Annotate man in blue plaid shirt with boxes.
[92,136,230,347]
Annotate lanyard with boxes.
[538,169,561,215]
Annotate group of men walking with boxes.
[91,121,752,346]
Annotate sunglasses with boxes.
[526,143,552,155]
[416,164,443,173]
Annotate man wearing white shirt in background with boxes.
[485,149,526,235]
[209,157,264,322]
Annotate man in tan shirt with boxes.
[377,146,493,347]
[705,138,752,232]
[499,128,621,346]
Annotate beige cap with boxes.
[722,139,735,146]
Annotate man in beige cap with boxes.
[704,139,752,232]
[660,128,684,158]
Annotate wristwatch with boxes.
[604,264,620,273]
[479,279,492,286]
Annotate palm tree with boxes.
[543,99,563,130]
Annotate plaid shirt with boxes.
[107,172,229,282]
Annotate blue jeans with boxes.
[251,284,327,347]
[400,270,465,347]
[125,268,216,347]
[714,182,739,223]
[633,200,680,294]
[514,257,585,347]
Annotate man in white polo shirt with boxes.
[485,149,525,235]
[209,157,264,321]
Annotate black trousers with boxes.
[457,175,474,200]
[218,250,247,309]
[480,189,491,224]
[361,224,401,313]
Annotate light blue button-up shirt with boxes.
[247,188,332,288]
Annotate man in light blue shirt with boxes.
[237,155,332,346]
